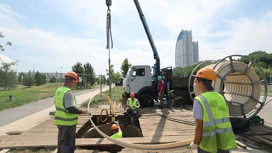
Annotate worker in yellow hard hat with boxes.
[110,123,123,138]
[54,71,90,153]
[189,67,237,152]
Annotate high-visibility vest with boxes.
[195,92,237,153]
[127,98,138,110]
[54,86,78,126]
[110,131,123,138]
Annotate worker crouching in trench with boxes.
[124,92,141,131]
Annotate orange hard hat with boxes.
[111,124,119,130]
[64,71,78,82]
[130,92,135,97]
[194,67,217,81]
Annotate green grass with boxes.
[81,86,125,108]
[0,83,99,111]
[0,83,57,111]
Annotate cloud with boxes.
[0,0,271,76]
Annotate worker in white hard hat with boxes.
[190,67,237,153]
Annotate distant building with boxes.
[175,30,199,68]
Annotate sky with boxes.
[0,0,272,75]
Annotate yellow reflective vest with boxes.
[110,131,123,138]
[195,92,237,153]
[127,98,138,110]
[54,86,78,126]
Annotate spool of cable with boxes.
[190,55,267,120]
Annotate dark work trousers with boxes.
[57,125,76,153]
[198,147,229,153]
[124,109,141,131]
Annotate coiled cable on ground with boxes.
[189,55,268,120]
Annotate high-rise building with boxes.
[175,30,199,68]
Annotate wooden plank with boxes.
[0,136,193,149]
[0,149,10,153]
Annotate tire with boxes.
[139,94,154,108]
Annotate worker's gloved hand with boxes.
[189,142,198,150]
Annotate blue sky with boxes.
[0,0,272,75]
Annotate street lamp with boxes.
[60,66,62,86]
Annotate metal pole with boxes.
[60,66,62,86]
[108,49,111,99]
[100,74,102,101]
[56,71,58,90]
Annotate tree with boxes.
[120,58,131,78]
[23,71,35,88]
[239,51,272,69]
[34,71,46,86]
[0,32,12,52]
[84,62,95,86]
[106,64,115,84]
[72,62,85,89]
[18,72,25,85]
[102,75,107,84]
[112,72,122,83]
[0,61,17,90]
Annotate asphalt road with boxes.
[0,88,100,127]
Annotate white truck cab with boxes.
[123,65,155,107]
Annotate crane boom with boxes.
[133,0,160,77]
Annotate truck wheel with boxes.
[139,94,154,107]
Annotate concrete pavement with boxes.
[0,86,109,136]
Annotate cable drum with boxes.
[190,55,267,120]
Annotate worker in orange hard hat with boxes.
[124,92,141,130]
[189,67,237,152]
[110,123,123,138]
[54,71,90,153]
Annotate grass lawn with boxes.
[0,83,57,111]
[0,83,99,111]
[81,86,125,108]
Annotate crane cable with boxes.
[106,2,113,49]
[87,93,193,152]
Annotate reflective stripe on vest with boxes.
[54,86,78,126]
[195,92,237,153]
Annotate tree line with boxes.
[173,51,272,82]
[0,58,132,90]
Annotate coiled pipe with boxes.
[189,55,268,120]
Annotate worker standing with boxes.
[110,123,123,138]
[157,76,165,109]
[54,71,89,153]
[190,67,237,153]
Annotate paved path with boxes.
[258,96,272,126]
[0,86,109,136]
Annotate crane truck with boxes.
[122,0,192,107]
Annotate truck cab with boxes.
[123,65,155,107]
